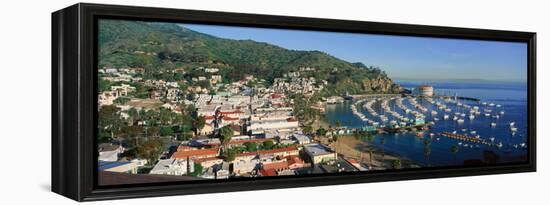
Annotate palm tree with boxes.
[218,126,234,155]
[333,134,340,156]
[380,137,386,163]
[392,159,402,169]
[193,115,206,136]
[364,133,375,165]
[127,107,139,123]
[450,145,459,165]
[423,139,432,167]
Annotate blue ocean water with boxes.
[324,80,528,167]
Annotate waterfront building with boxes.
[304,143,337,164]
[413,85,434,96]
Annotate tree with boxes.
[361,131,375,165]
[159,109,173,125]
[98,105,122,140]
[392,159,402,169]
[380,137,386,163]
[303,124,313,135]
[160,126,174,137]
[261,140,274,150]
[136,138,164,164]
[148,126,160,137]
[450,145,460,165]
[193,115,206,136]
[316,128,327,137]
[424,139,432,167]
[243,142,257,152]
[190,163,203,176]
[333,134,340,155]
[98,79,115,92]
[218,126,234,153]
[223,149,236,162]
[127,107,140,123]
[122,125,142,136]
[113,97,131,105]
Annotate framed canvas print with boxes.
[52,3,536,201]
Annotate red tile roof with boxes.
[193,156,224,163]
[259,146,298,155]
[286,117,298,122]
[259,169,277,177]
[220,110,244,115]
[262,161,289,170]
[236,146,298,158]
[271,93,284,99]
[285,155,305,166]
[171,148,219,159]
[204,138,270,146]
[222,116,239,121]
[176,145,196,152]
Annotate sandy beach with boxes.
[329,135,420,170]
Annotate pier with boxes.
[439,132,500,147]
[382,124,431,133]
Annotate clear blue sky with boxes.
[182,23,527,82]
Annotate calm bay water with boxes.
[325,80,528,167]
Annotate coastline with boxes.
[330,135,421,170]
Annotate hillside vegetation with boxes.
[98,20,402,94]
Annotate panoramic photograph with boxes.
[96,19,528,185]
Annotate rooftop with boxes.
[304,143,333,156]
[98,161,132,171]
[262,161,289,170]
[171,148,219,159]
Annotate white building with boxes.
[149,159,193,176]
[232,159,260,175]
[98,92,116,106]
[98,143,124,162]
[247,118,299,133]
[292,134,312,145]
[98,161,138,174]
[110,84,136,97]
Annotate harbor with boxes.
[324,81,528,166]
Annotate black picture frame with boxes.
[52,3,536,201]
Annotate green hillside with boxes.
[98,20,402,94]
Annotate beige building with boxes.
[304,143,337,164]
[98,161,138,174]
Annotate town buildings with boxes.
[98,67,357,180]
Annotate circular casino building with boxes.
[414,84,434,96]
